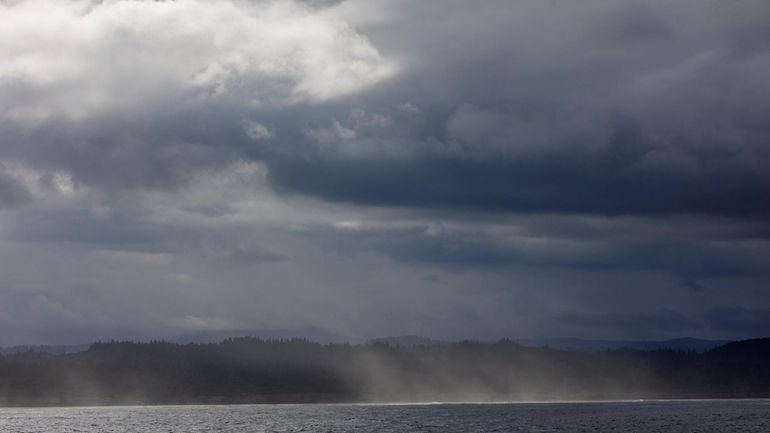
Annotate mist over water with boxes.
[2,339,769,406]
[2,400,770,433]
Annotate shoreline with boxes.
[3,396,770,410]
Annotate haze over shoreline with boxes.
[1,337,768,407]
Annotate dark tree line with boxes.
[0,337,768,406]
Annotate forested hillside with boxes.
[0,338,768,406]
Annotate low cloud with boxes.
[703,308,770,338]
[557,309,700,338]
[0,164,29,208]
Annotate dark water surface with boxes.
[1,400,769,432]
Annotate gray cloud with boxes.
[556,309,700,339]
[257,0,770,217]
[1,0,768,218]
[703,308,770,338]
[0,0,768,345]
[0,164,29,208]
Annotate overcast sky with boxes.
[0,0,769,345]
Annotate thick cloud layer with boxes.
[265,0,770,216]
[1,0,392,189]
[0,0,768,345]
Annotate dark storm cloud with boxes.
[0,110,244,190]
[312,221,770,287]
[2,0,768,218]
[263,146,770,217]
[0,0,769,344]
[257,0,770,217]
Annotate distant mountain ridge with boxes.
[171,327,349,345]
[369,336,729,352]
[0,336,730,355]
[518,337,730,353]
[0,344,89,355]
[370,336,447,347]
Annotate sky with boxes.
[0,0,769,346]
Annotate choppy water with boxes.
[1,400,769,432]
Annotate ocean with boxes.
[1,399,769,432]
